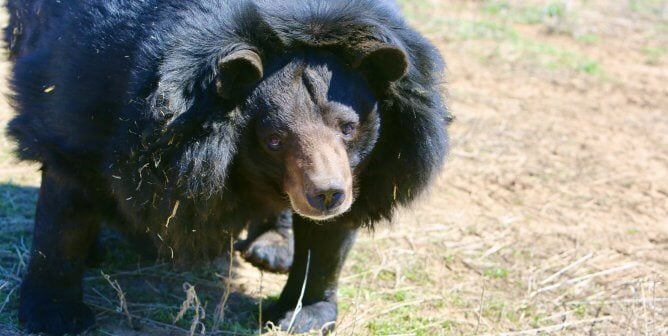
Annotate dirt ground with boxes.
[0,0,666,335]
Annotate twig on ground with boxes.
[479,242,510,260]
[493,316,613,335]
[0,286,16,314]
[174,282,205,336]
[540,252,593,285]
[91,287,115,306]
[532,263,637,297]
[287,249,311,334]
[378,297,442,316]
[566,297,668,306]
[258,271,264,335]
[474,280,486,335]
[213,236,235,332]
[83,263,167,281]
[13,245,27,271]
[88,302,191,334]
[101,271,135,330]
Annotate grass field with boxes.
[1,0,667,335]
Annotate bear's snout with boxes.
[284,130,353,220]
[307,188,345,211]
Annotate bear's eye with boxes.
[266,134,283,151]
[341,122,357,137]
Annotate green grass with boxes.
[641,45,666,65]
[85,258,263,334]
[629,0,668,15]
[515,37,601,74]
[544,2,567,20]
[0,221,264,335]
[364,305,455,336]
[573,303,587,318]
[0,184,35,329]
[483,299,506,319]
[449,20,520,41]
[483,1,511,17]
[0,185,26,332]
[482,1,568,25]
[483,267,510,279]
[0,184,37,221]
[576,59,601,75]
[408,2,604,76]
[471,27,604,75]
[0,149,12,164]
[512,7,545,25]
[575,33,601,45]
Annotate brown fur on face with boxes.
[241,52,381,221]
[284,126,354,220]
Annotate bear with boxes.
[4,0,449,335]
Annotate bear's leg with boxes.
[236,209,293,273]
[266,216,356,334]
[19,169,100,335]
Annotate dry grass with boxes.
[1,0,667,335]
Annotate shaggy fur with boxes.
[5,0,449,334]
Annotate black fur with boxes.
[5,0,448,334]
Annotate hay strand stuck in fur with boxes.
[165,200,180,228]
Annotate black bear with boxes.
[4,0,449,334]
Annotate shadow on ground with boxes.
[0,183,37,228]
[0,182,266,335]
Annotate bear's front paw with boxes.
[19,297,95,336]
[238,229,293,273]
[266,301,337,334]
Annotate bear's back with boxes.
[5,0,162,167]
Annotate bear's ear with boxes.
[353,43,409,83]
[216,49,264,99]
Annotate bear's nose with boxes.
[307,189,345,211]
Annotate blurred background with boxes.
[0,0,666,335]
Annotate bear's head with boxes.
[228,48,407,220]
[112,1,446,246]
